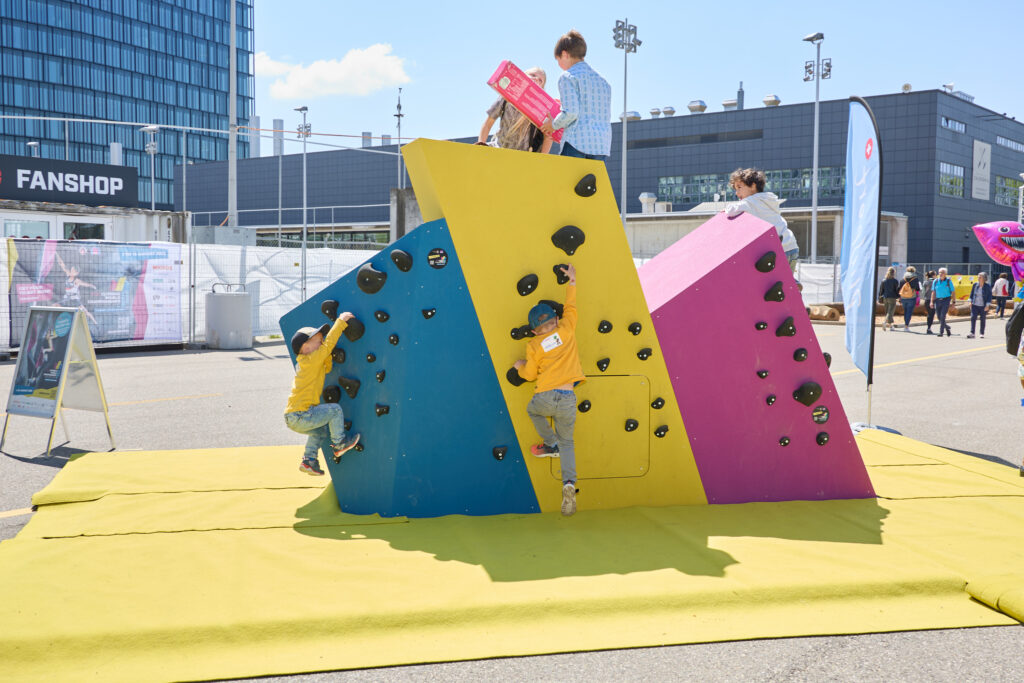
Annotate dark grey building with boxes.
[1,0,255,211]
[177,89,1024,263]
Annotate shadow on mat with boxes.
[293,489,890,582]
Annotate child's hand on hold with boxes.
[540,116,555,136]
[562,264,576,285]
[340,312,354,322]
[513,360,525,370]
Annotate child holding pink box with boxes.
[541,30,612,160]
[477,67,553,153]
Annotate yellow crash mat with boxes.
[1,433,1023,682]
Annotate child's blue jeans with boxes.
[284,403,346,463]
[526,389,577,483]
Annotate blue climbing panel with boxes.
[279,219,540,517]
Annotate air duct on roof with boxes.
[650,108,661,118]
[763,94,781,107]
[619,111,642,121]
[661,106,676,116]
[722,99,738,111]
[687,100,707,114]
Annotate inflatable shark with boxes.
[972,220,1024,300]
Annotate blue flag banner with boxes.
[840,98,881,382]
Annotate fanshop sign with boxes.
[0,155,138,208]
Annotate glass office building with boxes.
[0,0,254,210]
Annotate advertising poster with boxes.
[8,308,75,418]
[7,239,181,345]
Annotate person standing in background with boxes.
[921,270,937,334]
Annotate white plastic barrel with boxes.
[205,283,253,349]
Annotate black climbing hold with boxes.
[625,419,639,432]
[538,299,564,319]
[598,320,613,334]
[343,317,365,342]
[389,249,412,272]
[506,367,526,387]
[331,348,346,365]
[793,348,808,362]
[374,310,390,323]
[338,376,360,400]
[353,442,364,453]
[764,281,785,302]
[596,357,610,372]
[389,334,399,346]
[375,404,390,417]
[356,263,387,294]
[793,381,823,407]
[816,432,830,446]
[517,273,539,296]
[766,394,777,406]
[812,405,830,424]
[755,251,777,273]
[510,325,529,340]
[553,264,570,285]
[574,173,597,197]
[366,353,376,363]
[757,369,769,379]
[628,322,642,335]
[322,386,341,404]
[637,347,652,361]
[578,400,592,413]
[492,446,507,461]
[654,425,669,438]
[551,225,585,256]
[755,321,768,331]
[775,316,796,337]
[376,370,385,383]
[344,420,352,431]
[321,300,339,321]
[651,397,665,410]
[779,436,791,446]
[421,308,436,320]
[823,352,832,368]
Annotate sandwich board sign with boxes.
[1,307,115,456]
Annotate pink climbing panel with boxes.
[639,212,874,504]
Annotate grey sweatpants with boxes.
[526,389,577,483]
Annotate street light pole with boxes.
[295,106,310,301]
[395,88,405,189]
[613,19,641,230]
[1018,172,1024,225]
[803,32,830,264]
[140,125,159,210]
[26,141,40,157]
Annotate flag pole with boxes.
[850,96,883,422]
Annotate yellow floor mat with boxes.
[1,432,1022,682]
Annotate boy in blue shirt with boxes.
[541,30,612,160]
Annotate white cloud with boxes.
[256,44,410,100]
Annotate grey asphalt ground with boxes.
[1,314,1022,681]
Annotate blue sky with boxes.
[251,1,1024,155]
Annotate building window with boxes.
[939,162,965,198]
[996,136,1024,154]
[656,166,846,206]
[994,175,1023,207]
[4,219,50,239]
[940,116,965,133]
[63,222,105,240]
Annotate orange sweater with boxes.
[518,285,586,393]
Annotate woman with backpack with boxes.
[899,266,921,331]
[877,267,900,331]
[966,272,992,339]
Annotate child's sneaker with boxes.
[530,443,559,457]
[331,433,361,463]
[300,459,325,476]
[561,482,577,517]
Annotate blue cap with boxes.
[528,303,556,330]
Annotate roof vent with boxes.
[722,99,738,111]
[687,100,707,114]
[661,106,676,116]
[649,108,661,118]
[619,111,642,121]
[763,94,781,107]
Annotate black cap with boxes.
[291,323,331,355]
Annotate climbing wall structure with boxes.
[279,139,872,517]
[638,212,874,503]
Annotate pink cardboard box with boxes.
[487,60,563,142]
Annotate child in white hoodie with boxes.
[726,168,800,272]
